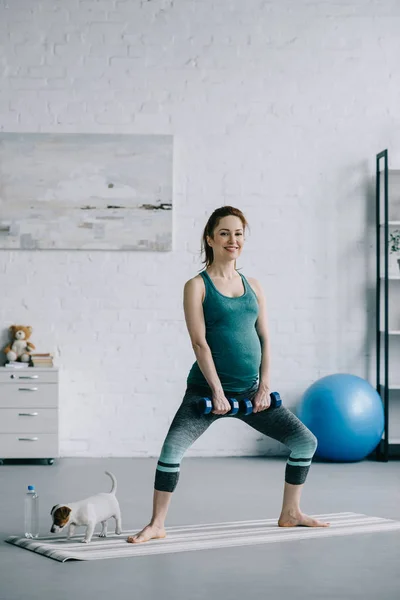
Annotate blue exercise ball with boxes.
[297,374,384,462]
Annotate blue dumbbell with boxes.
[238,398,253,415]
[198,397,239,415]
[239,391,282,415]
[270,391,282,408]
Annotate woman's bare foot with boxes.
[278,511,330,528]
[127,523,166,544]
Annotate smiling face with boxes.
[50,505,72,533]
[206,215,245,264]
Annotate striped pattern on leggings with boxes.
[154,385,317,493]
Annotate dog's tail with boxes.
[105,471,117,494]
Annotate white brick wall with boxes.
[0,0,399,457]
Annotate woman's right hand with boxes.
[211,390,231,415]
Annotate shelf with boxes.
[380,330,400,335]
[376,151,400,461]
[379,169,400,175]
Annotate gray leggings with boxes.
[155,385,317,492]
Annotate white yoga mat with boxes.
[5,512,400,562]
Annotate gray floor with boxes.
[0,456,399,600]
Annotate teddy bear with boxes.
[3,325,36,363]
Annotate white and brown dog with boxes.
[50,471,122,543]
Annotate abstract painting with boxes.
[0,133,173,250]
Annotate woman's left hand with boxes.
[252,386,271,413]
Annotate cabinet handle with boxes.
[18,387,38,392]
[18,375,39,380]
[18,437,39,441]
[18,412,39,417]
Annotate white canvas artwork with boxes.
[0,133,173,251]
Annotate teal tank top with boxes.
[187,270,262,393]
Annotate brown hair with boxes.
[201,206,248,268]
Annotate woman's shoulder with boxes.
[183,274,206,302]
[185,272,205,287]
[244,275,264,298]
[244,275,260,288]
[184,273,206,298]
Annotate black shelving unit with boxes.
[376,149,400,460]
[376,149,389,461]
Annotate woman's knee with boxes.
[307,430,318,455]
[159,441,185,465]
[156,440,188,493]
[288,427,318,457]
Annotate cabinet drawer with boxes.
[0,408,58,433]
[0,434,58,458]
[0,370,58,384]
[0,384,58,408]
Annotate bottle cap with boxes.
[28,485,35,491]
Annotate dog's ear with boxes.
[50,505,58,515]
[59,506,71,519]
[52,505,72,526]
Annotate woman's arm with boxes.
[248,277,271,407]
[183,277,230,414]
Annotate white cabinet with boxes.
[0,367,59,464]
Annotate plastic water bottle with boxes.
[24,485,39,538]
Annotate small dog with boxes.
[50,471,122,543]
